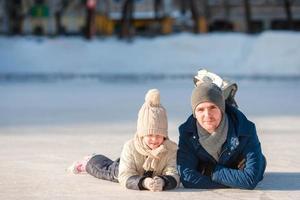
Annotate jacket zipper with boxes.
[219,146,228,159]
[192,135,219,164]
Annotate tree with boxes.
[119,0,134,39]
[243,0,252,33]
[283,0,293,29]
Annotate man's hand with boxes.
[237,158,246,170]
[200,164,216,176]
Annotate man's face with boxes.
[143,134,165,150]
[195,102,222,133]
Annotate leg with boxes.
[67,154,95,174]
[86,154,119,182]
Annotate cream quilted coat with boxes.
[118,138,179,188]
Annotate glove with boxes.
[142,177,165,192]
[152,176,165,192]
[142,177,154,191]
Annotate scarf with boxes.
[133,133,168,171]
[196,114,228,161]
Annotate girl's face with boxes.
[143,134,165,150]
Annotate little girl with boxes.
[68,89,179,191]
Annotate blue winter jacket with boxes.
[177,105,266,190]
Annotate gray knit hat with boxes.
[191,82,225,116]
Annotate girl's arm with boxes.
[118,141,148,190]
[160,148,180,190]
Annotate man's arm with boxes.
[177,131,227,189]
[212,130,266,190]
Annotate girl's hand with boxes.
[142,177,154,191]
[151,176,165,192]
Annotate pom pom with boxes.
[145,89,160,107]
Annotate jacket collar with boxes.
[225,105,253,137]
[183,115,198,134]
[183,105,252,139]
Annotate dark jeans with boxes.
[86,154,120,183]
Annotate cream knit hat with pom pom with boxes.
[136,89,168,138]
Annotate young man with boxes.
[177,82,266,189]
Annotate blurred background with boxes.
[1,0,300,38]
[0,0,300,127]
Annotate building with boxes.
[0,0,299,36]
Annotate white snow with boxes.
[1,31,300,126]
[1,31,300,76]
